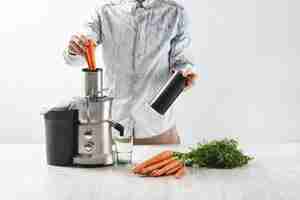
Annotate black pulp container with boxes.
[44,109,78,166]
[150,71,186,115]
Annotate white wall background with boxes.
[0,0,299,144]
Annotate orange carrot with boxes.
[166,164,183,175]
[132,151,173,174]
[84,41,92,70]
[84,49,92,70]
[150,169,160,177]
[88,40,96,70]
[84,39,96,71]
[140,157,175,175]
[175,166,185,179]
[154,160,182,176]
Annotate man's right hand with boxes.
[68,34,89,56]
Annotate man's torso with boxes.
[94,0,184,137]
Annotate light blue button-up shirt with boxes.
[64,0,195,138]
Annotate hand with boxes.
[181,68,199,91]
[68,34,89,56]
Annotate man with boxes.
[63,0,198,144]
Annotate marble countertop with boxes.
[0,143,299,200]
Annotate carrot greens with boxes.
[174,138,253,169]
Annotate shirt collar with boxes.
[122,0,157,9]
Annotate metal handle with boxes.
[106,120,124,137]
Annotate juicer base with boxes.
[73,154,114,166]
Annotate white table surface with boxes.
[0,143,299,200]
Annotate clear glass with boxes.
[113,123,133,165]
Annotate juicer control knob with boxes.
[84,130,93,140]
[84,142,95,152]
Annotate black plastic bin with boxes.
[44,109,78,166]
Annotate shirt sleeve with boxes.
[169,8,196,73]
[63,4,104,66]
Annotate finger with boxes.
[185,71,198,79]
[184,80,194,91]
[69,42,84,55]
[187,75,198,84]
[182,68,193,77]
[79,34,96,48]
[70,41,84,54]
[71,35,85,49]
[68,45,80,55]
[72,40,85,52]
[79,34,89,44]
[188,73,199,81]
[185,78,194,86]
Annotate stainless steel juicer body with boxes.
[73,68,123,166]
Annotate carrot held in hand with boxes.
[132,151,173,173]
[140,157,175,175]
[84,39,96,71]
[89,40,96,70]
[84,49,92,70]
[175,166,185,179]
[84,41,91,69]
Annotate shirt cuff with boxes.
[173,62,198,74]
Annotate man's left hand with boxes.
[181,68,199,90]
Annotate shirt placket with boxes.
[133,6,147,71]
[130,6,146,94]
[129,3,153,133]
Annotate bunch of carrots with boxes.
[132,151,186,179]
[84,39,97,71]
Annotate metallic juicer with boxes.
[73,68,124,166]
